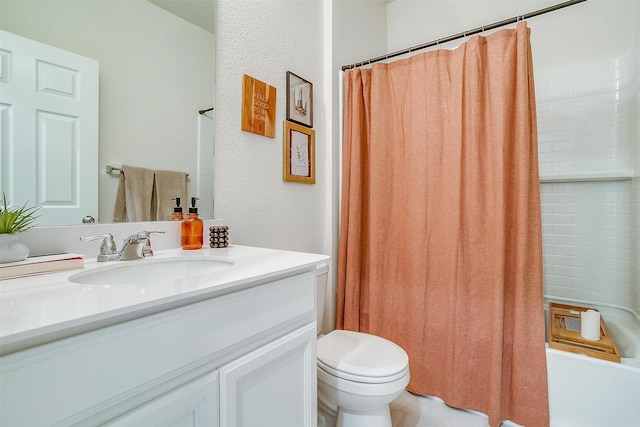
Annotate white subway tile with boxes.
[570,80,619,97]
[571,59,611,77]
[545,285,593,301]
[589,69,616,85]
[571,148,614,161]
[587,92,620,106]
[539,151,571,163]
[587,114,621,128]
[536,102,554,113]
[552,140,583,152]
[538,163,553,174]
[543,213,572,224]
[537,120,554,133]
[538,142,553,153]
[540,192,569,204]
[535,80,552,97]
[571,235,614,248]
[571,126,616,140]
[612,259,633,273]
[543,274,572,287]
[545,254,572,266]
[551,204,575,214]
[543,234,573,245]
[570,214,616,226]
[539,66,571,82]
[538,130,571,143]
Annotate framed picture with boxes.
[241,74,277,138]
[286,71,313,128]
[283,121,315,184]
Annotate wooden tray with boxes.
[548,303,620,363]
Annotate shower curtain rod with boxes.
[341,0,588,71]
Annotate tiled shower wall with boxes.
[536,52,639,315]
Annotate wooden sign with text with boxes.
[241,74,276,138]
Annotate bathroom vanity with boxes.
[0,245,328,426]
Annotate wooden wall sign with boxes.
[241,74,276,138]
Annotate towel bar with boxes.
[106,165,189,177]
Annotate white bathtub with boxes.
[545,301,640,427]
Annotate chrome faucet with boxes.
[80,231,165,262]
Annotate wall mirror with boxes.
[0,0,216,226]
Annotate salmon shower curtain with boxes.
[337,23,549,427]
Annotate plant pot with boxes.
[0,234,30,263]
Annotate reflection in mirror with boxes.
[0,0,215,226]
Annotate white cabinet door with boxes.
[0,30,98,225]
[219,323,317,427]
[106,371,219,427]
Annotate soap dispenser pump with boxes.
[181,197,203,250]
[171,197,184,221]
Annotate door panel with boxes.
[219,323,317,427]
[0,30,98,225]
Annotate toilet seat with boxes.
[317,330,409,384]
[317,360,409,384]
[317,363,410,397]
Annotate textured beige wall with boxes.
[214,0,327,254]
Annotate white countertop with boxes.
[0,245,329,356]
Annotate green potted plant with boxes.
[0,193,40,263]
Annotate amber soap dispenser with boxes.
[171,197,184,221]
[181,197,203,250]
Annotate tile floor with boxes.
[390,391,490,427]
[319,390,524,427]
[318,390,491,427]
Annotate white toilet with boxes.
[316,264,410,427]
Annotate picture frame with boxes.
[283,121,315,184]
[241,74,277,138]
[286,71,313,128]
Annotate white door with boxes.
[219,323,317,427]
[0,30,98,226]
[105,371,219,427]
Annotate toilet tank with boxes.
[316,263,329,330]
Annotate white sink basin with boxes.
[69,257,234,285]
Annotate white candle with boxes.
[580,309,601,341]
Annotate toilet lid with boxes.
[317,330,409,381]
